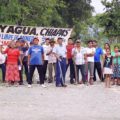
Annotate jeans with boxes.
[76,64,86,83]
[48,63,56,82]
[19,61,29,84]
[94,62,104,81]
[0,64,6,82]
[66,58,75,82]
[23,61,29,82]
[43,60,48,80]
[28,65,44,85]
[56,58,66,86]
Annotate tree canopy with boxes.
[0,0,94,37]
[97,0,120,37]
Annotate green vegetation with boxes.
[0,0,93,38]
[0,0,119,42]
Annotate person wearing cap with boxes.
[28,38,46,88]
[53,37,67,87]
[47,39,56,83]
[72,40,87,84]
[42,38,50,81]
[86,40,96,85]
[0,42,6,82]
[66,38,75,84]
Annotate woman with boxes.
[103,48,113,88]
[112,46,120,85]
[103,43,111,55]
[3,41,22,86]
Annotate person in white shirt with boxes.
[47,40,56,83]
[53,37,67,87]
[42,38,50,81]
[0,42,6,82]
[72,40,87,84]
[86,40,96,85]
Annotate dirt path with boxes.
[0,81,120,120]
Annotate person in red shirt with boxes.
[2,41,22,85]
[66,38,75,84]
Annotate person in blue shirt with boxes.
[93,40,104,82]
[28,38,46,88]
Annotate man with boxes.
[16,38,29,85]
[72,40,87,84]
[20,39,29,84]
[86,40,96,85]
[47,40,56,83]
[42,38,50,81]
[0,42,6,82]
[53,37,67,87]
[28,38,46,88]
[15,39,23,85]
[93,40,104,82]
[66,38,75,84]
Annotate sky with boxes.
[91,0,105,15]
[91,0,112,15]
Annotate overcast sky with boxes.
[91,0,112,15]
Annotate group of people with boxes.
[0,37,119,88]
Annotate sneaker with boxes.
[41,84,47,88]
[28,84,32,88]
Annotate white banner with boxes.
[0,24,72,45]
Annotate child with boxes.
[103,48,113,88]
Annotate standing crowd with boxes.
[0,37,120,88]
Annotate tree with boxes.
[0,0,94,38]
[97,0,120,38]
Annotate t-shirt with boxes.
[111,52,120,64]
[72,47,86,65]
[94,47,103,62]
[21,47,29,62]
[104,55,113,68]
[48,46,56,63]
[42,44,50,61]
[28,45,44,65]
[4,48,20,64]
[66,44,74,59]
[53,44,67,58]
[0,52,6,64]
[86,47,96,62]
